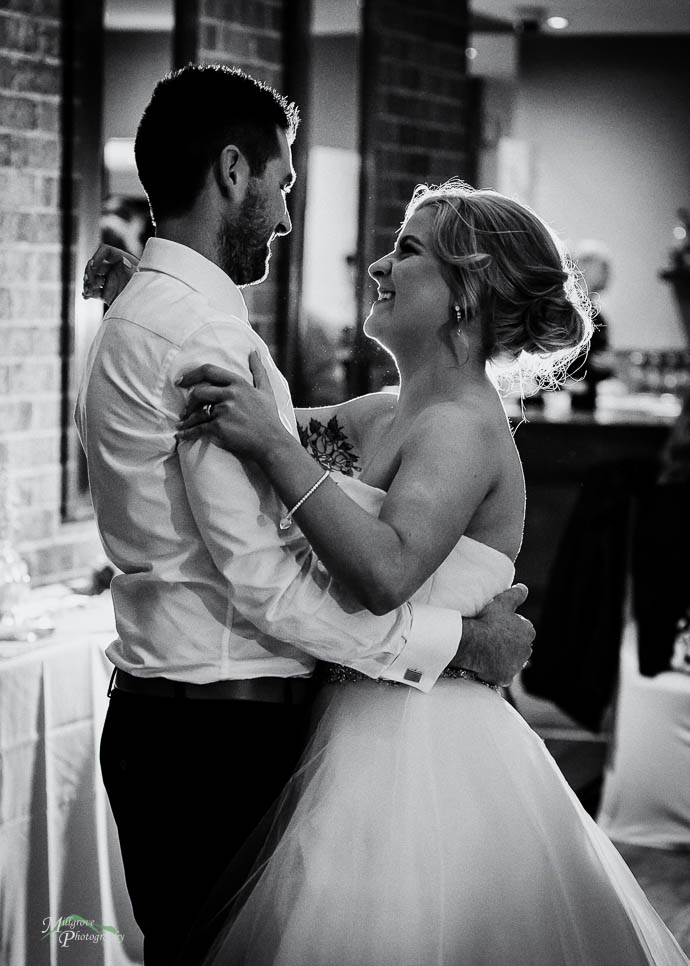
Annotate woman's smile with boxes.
[365,208,451,347]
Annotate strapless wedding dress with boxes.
[204,477,688,966]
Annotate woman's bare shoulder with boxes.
[296,393,396,437]
[406,398,503,450]
[340,390,398,426]
[398,397,512,493]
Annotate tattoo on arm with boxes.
[297,416,361,476]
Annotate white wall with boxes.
[301,35,361,334]
[103,31,172,143]
[102,30,172,197]
[512,35,690,349]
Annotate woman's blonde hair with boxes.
[405,180,593,388]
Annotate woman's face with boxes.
[364,207,452,353]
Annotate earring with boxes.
[454,303,463,331]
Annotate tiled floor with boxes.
[511,677,690,957]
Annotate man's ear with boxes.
[215,144,250,200]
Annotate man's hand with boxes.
[450,584,535,688]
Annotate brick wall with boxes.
[355,0,473,389]
[0,0,102,583]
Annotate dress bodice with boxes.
[333,474,515,618]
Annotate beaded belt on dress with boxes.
[316,663,500,691]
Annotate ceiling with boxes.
[104,0,690,35]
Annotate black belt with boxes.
[110,668,313,704]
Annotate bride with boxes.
[172,181,688,966]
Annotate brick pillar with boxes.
[354,0,475,391]
[0,0,95,579]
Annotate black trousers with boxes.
[100,689,312,966]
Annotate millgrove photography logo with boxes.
[41,914,124,949]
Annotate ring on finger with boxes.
[202,403,215,419]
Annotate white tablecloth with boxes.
[598,619,690,849]
[0,591,144,966]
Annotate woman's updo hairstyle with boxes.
[405,180,593,387]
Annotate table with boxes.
[0,589,144,966]
[512,409,671,630]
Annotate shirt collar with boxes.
[137,237,249,325]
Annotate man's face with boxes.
[218,128,295,286]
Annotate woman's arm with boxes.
[265,413,496,614]
[178,355,499,614]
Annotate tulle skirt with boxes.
[204,678,688,966]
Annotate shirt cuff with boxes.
[380,603,462,693]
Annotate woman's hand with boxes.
[176,352,289,461]
[82,243,138,304]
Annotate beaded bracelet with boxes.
[279,470,330,530]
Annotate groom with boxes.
[77,64,534,966]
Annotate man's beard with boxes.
[217,179,274,286]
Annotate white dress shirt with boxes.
[74,238,463,692]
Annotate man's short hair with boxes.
[135,63,299,223]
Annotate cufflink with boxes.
[404,668,422,683]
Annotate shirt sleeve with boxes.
[174,321,462,692]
